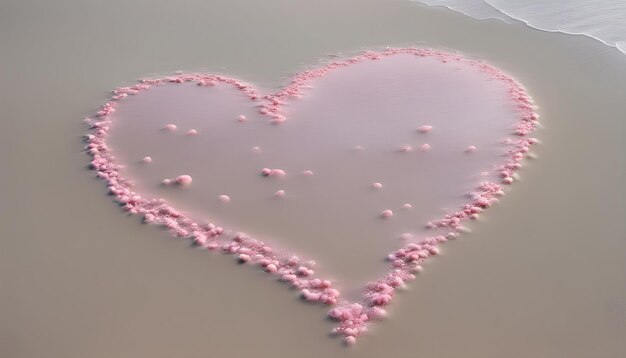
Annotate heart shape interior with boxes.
[86,48,538,344]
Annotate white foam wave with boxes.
[413,0,626,54]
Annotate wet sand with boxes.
[2,0,626,357]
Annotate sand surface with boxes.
[2,0,626,357]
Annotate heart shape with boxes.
[85,48,538,345]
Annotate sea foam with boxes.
[414,0,626,54]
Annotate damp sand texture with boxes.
[2,0,626,357]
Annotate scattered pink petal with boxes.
[417,125,432,133]
[175,175,193,185]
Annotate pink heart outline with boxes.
[85,47,539,345]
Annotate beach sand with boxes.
[1,0,625,357]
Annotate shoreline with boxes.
[2,0,626,357]
[412,0,626,56]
